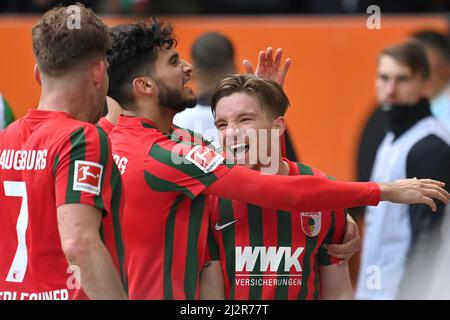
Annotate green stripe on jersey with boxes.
[2,98,15,128]
[65,127,86,203]
[247,204,263,300]
[207,224,220,261]
[53,154,59,178]
[274,210,292,300]
[313,255,320,299]
[164,195,185,299]
[296,162,337,299]
[318,212,336,266]
[297,163,314,176]
[144,170,195,199]
[110,162,126,291]
[99,222,105,243]
[218,199,236,299]
[172,127,223,152]
[184,194,206,299]
[141,122,156,129]
[297,233,318,299]
[149,143,220,188]
[94,127,108,211]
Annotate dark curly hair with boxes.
[107,18,177,109]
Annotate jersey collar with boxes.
[284,157,300,176]
[25,109,76,120]
[117,114,159,129]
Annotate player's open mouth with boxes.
[182,76,191,88]
[229,143,249,159]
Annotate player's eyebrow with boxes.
[214,117,225,126]
[168,52,179,64]
[214,111,258,127]
[238,111,258,118]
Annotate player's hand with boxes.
[324,214,361,264]
[379,178,450,212]
[242,47,291,87]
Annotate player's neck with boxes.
[104,98,123,125]
[124,100,176,133]
[257,155,289,176]
[37,81,95,122]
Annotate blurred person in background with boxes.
[411,30,450,133]
[173,32,235,145]
[0,93,15,129]
[0,0,98,13]
[356,41,450,300]
[104,0,150,15]
[174,32,298,159]
[204,0,450,14]
[355,30,450,220]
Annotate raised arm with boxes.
[243,47,291,87]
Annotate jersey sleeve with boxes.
[318,209,347,266]
[144,132,233,200]
[54,124,120,216]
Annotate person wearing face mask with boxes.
[411,30,450,134]
[356,41,450,300]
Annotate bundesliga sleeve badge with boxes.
[300,212,322,237]
[185,145,225,174]
[73,160,103,195]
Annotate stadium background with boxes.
[1,0,449,286]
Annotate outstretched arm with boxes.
[204,165,449,213]
[378,178,448,212]
[204,165,379,211]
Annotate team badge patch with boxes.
[185,145,225,173]
[73,160,103,195]
[300,212,322,237]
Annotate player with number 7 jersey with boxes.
[0,110,125,300]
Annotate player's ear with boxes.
[91,59,107,87]
[34,64,42,86]
[273,116,286,136]
[132,77,155,96]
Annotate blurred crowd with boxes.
[0,0,450,15]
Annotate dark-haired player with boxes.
[106,18,449,299]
